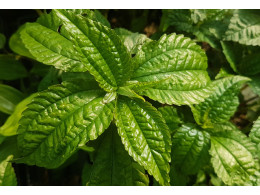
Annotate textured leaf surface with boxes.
[0,138,17,186]
[249,116,260,158]
[224,10,260,46]
[158,106,182,133]
[0,94,36,137]
[210,130,257,185]
[17,80,115,168]
[82,126,149,186]
[131,33,212,105]
[115,96,171,185]
[52,9,132,91]
[191,76,250,128]
[0,55,27,80]
[115,28,150,54]
[0,84,24,115]
[171,124,210,175]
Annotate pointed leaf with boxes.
[131,33,212,105]
[191,76,250,128]
[0,137,18,186]
[114,96,171,185]
[17,80,115,168]
[210,130,257,185]
[0,94,36,137]
[82,126,149,186]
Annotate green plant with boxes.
[0,9,259,186]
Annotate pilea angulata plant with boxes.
[0,9,259,186]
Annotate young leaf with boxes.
[131,33,212,105]
[82,126,149,186]
[0,84,25,115]
[171,124,210,175]
[191,76,250,128]
[0,55,27,80]
[0,94,36,137]
[0,137,18,186]
[17,80,115,168]
[224,10,260,46]
[210,130,257,185]
[114,96,171,186]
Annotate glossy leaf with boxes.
[0,94,36,136]
[0,84,24,115]
[29,10,131,92]
[0,55,27,80]
[82,126,149,186]
[210,130,257,185]
[0,137,17,186]
[131,33,212,105]
[17,80,115,168]
[115,28,150,54]
[114,96,171,185]
[171,124,210,175]
[224,10,260,46]
[9,24,34,58]
[191,76,250,128]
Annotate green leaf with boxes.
[22,9,133,92]
[221,41,260,76]
[210,130,257,185]
[16,80,115,168]
[0,55,28,80]
[224,10,260,46]
[20,22,85,72]
[82,126,149,186]
[117,86,145,101]
[114,96,171,185]
[249,116,260,158]
[9,24,34,58]
[0,84,25,115]
[0,137,18,186]
[0,94,36,137]
[158,106,182,133]
[131,33,212,105]
[171,124,210,175]
[248,75,260,96]
[115,28,150,54]
[0,33,6,49]
[212,121,238,132]
[191,76,250,128]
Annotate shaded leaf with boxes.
[82,126,149,186]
